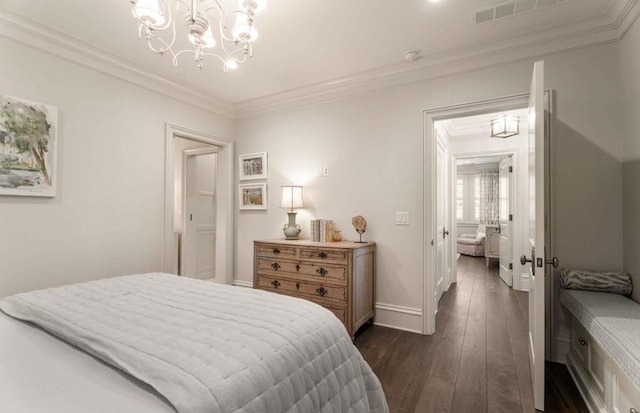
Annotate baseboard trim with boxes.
[374,302,423,334]
[372,321,423,335]
[231,280,253,288]
[375,302,422,316]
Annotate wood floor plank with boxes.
[355,255,587,413]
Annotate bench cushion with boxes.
[560,289,640,390]
[560,268,632,296]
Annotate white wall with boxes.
[235,43,624,340]
[0,36,234,297]
[619,13,640,303]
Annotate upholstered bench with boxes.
[561,289,640,413]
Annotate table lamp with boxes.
[281,186,304,240]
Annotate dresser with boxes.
[484,224,500,267]
[253,240,376,338]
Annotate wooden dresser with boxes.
[253,240,376,338]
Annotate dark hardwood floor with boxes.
[355,255,588,413]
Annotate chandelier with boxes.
[130,0,266,71]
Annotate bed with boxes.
[0,273,388,413]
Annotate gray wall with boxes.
[619,11,640,303]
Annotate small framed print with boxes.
[239,183,267,210]
[239,152,267,180]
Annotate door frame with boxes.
[422,93,529,335]
[164,123,234,283]
[181,146,219,278]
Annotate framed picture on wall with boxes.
[0,93,58,197]
[239,183,267,210]
[239,152,267,180]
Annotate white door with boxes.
[435,136,449,302]
[182,152,219,281]
[499,156,513,287]
[525,60,547,411]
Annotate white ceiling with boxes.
[442,108,529,138]
[0,0,622,106]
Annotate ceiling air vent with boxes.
[475,0,566,24]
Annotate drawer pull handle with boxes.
[316,287,327,297]
[318,252,328,258]
[578,337,587,346]
[296,264,301,272]
[271,262,281,271]
[273,248,280,254]
[296,282,300,291]
[271,280,281,288]
[631,409,639,413]
[316,267,328,277]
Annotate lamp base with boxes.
[283,212,301,240]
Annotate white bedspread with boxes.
[0,273,388,413]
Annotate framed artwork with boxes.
[0,93,58,197]
[239,152,267,180]
[239,183,267,210]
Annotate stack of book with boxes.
[310,219,333,242]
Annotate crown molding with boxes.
[613,0,640,38]
[234,1,637,118]
[1,2,637,120]
[0,8,235,119]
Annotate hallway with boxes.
[355,255,587,412]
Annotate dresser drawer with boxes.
[257,275,346,302]
[256,244,297,259]
[325,305,346,324]
[297,262,346,282]
[256,259,347,283]
[299,248,348,263]
[256,258,300,274]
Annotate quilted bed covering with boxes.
[0,273,388,413]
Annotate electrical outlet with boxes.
[396,212,410,225]
[322,166,330,177]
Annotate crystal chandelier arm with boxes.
[140,14,179,55]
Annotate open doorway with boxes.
[436,107,529,296]
[164,124,234,284]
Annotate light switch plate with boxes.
[396,211,410,225]
[315,166,323,177]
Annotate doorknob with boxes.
[443,227,449,238]
[545,257,560,268]
[520,247,536,276]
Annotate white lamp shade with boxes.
[232,14,258,42]
[281,186,304,209]
[132,0,166,26]
[238,0,267,13]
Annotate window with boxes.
[456,177,464,220]
[456,173,482,223]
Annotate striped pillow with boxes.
[560,268,632,296]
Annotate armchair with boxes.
[457,224,486,257]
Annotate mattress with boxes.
[0,310,174,413]
[0,273,387,413]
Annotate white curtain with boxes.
[479,172,499,224]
